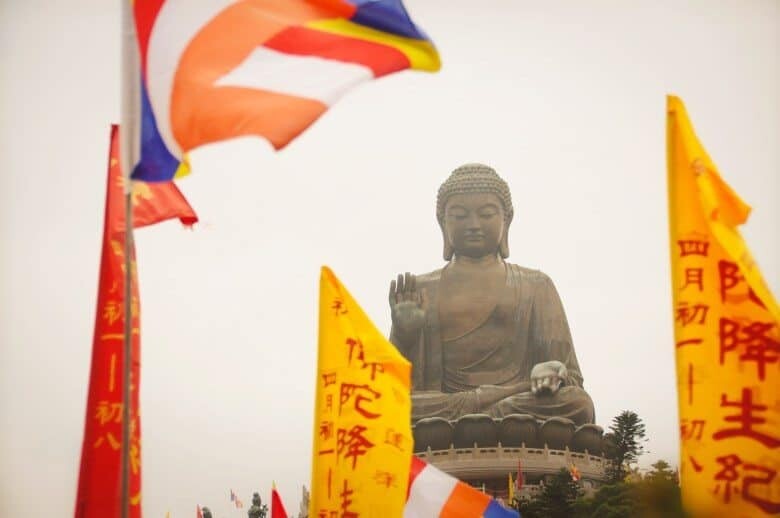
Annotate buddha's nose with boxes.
[466,214,481,229]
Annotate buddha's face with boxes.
[443,192,505,259]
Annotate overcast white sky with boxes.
[1,1,778,516]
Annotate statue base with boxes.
[413,414,613,500]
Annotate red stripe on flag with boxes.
[133,0,166,72]
[264,26,410,77]
[407,456,427,500]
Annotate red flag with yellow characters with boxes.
[667,95,780,516]
[310,267,413,517]
[74,125,197,517]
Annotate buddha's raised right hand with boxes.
[389,272,427,341]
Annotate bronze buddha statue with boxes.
[388,163,594,426]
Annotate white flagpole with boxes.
[119,1,140,517]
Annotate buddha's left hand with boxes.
[530,361,567,396]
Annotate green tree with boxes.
[580,483,638,518]
[606,410,647,483]
[517,469,582,518]
[645,459,675,482]
[637,460,687,517]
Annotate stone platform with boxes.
[413,414,613,499]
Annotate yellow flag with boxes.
[668,95,780,516]
[508,472,515,502]
[309,267,413,518]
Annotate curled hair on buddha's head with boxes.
[437,163,514,260]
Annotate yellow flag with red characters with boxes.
[667,95,780,516]
[309,267,413,517]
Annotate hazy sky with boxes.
[1,1,778,516]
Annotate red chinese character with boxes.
[337,425,375,470]
[362,362,384,381]
[676,338,703,349]
[324,394,333,414]
[320,421,334,441]
[339,480,359,518]
[681,268,704,292]
[331,298,348,316]
[712,388,780,448]
[322,372,337,388]
[384,429,405,450]
[345,338,365,366]
[714,454,742,503]
[743,463,780,514]
[712,454,780,512]
[679,419,705,441]
[677,238,709,257]
[373,470,397,488]
[339,384,381,419]
[675,302,709,327]
[719,260,766,307]
[719,318,779,380]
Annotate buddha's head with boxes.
[437,163,513,260]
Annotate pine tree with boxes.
[606,410,646,483]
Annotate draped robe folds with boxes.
[389,263,595,425]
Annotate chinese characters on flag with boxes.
[667,96,780,516]
[74,125,197,517]
[310,268,413,518]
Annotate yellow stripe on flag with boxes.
[309,267,413,517]
[306,19,441,72]
[667,95,780,516]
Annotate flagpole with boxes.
[119,1,140,517]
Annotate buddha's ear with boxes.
[441,225,453,260]
[499,232,510,258]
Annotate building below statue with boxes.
[414,413,613,499]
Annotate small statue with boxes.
[248,492,268,518]
[389,163,595,425]
[202,507,213,518]
[298,486,310,518]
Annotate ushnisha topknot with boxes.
[436,163,514,226]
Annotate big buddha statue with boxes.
[388,163,595,426]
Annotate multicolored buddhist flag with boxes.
[667,95,780,516]
[74,125,197,518]
[128,0,440,182]
[405,457,519,517]
[310,267,413,517]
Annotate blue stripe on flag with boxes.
[132,79,180,182]
[483,500,520,518]
[350,0,431,41]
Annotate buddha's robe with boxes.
[390,263,595,425]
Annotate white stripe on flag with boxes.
[215,47,373,106]
[146,0,234,158]
[404,463,458,518]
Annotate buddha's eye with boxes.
[448,209,467,220]
[478,208,498,219]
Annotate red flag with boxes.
[74,125,197,518]
[569,463,581,482]
[516,460,524,492]
[271,485,288,518]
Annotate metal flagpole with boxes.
[119,1,140,517]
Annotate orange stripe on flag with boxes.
[440,482,491,517]
[173,86,327,151]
